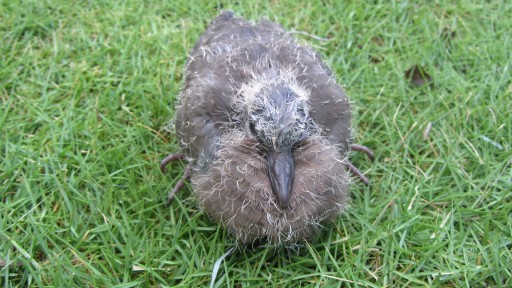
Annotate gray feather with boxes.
[174,11,352,245]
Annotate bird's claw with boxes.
[160,153,184,173]
[348,144,374,185]
[160,153,192,205]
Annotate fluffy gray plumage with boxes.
[173,11,354,245]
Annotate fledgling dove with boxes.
[161,11,373,246]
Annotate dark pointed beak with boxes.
[267,148,294,208]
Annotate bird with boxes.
[160,11,373,246]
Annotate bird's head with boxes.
[242,76,315,209]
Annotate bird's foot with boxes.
[160,153,192,206]
[348,144,374,185]
[346,161,370,185]
[165,162,193,206]
[160,153,185,173]
[350,144,374,161]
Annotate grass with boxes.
[1,0,511,287]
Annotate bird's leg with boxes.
[166,162,193,206]
[160,152,192,206]
[346,161,369,186]
[160,152,185,173]
[347,144,374,185]
[350,144,374,161]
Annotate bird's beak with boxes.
[267,148,294,208]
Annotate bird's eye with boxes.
[249,121,258,137]
[292,140,304,152]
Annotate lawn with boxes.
[1,0,511,287]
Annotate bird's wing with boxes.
[176,11,262,168]
[280,45,352,153]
